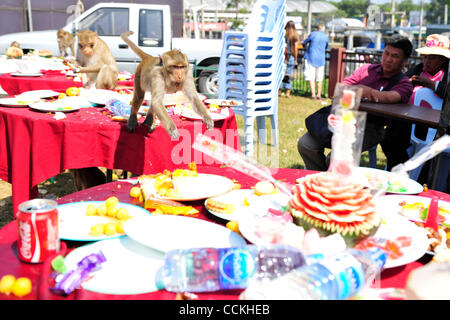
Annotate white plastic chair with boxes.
[406,88,444,180]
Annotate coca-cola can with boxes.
[17,199,60,263]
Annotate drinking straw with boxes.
[192,134,293,197]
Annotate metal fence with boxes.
[291,48,424,98]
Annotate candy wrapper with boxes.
[327,84,365,180]
[328,110,367,178]
[330,83,363,114]
[106,99,131,116]
[51,251,106,296]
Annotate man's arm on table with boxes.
[355,84,402,103]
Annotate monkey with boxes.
[67,30,119,190]
[74,30,118,90]
[57,29,75,57]
[120,30,213,139]
[10,41,20,48]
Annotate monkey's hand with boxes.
[143,114,154,132]
[127,113,139,132]
[164,121,180,140]
[204,114,214,131]
[169,128,180,140]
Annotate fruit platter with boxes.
[138,165,235,201]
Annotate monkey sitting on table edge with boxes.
[57,29,75,57]
[66,29,118,90]
[120,30,214,139]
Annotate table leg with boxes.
[106,169,113,183]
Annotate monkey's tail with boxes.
[120,30,151,61]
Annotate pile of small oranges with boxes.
[0,275,32,298]
[86,196,132,237]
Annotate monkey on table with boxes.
[120,30,213,139]
[66,30,120,190]
[70,30,118,89]
[57,29,75,57]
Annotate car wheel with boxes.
[198,64,219,95]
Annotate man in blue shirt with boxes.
[303,24,329,101]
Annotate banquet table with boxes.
[0,103,240,215]
[0,166,448,300]
[0,71,134,96]
[359,102,441,129]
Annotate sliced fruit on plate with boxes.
[289,172,381,247]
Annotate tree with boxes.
[329,0,369,19]
[424,0,449,24]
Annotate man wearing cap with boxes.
[381,34,450,171]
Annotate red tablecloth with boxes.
[0,71,134,96]
[0,166,448,300]
[0,105,240,215]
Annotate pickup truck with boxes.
[0,2,222,95]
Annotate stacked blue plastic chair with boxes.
[218,0,287,155]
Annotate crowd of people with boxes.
[283,19,449,189]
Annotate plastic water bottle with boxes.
[239,247,387,300]
[155,245,316,293]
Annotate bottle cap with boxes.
[154,267,165,290]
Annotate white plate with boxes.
[374,214,430,268]
[0,97,38,107]
[354,167,424,194]
[29,100,84,113]
[58,201,150,241]
[63,237,164,295]
[85,89,131,105]
[144,92,206,106]
[205,189,255,221]
[123,215,246,252]
[179,108,229,121]
[205,99,243,107]
[205,189,291,221]
[11,72,43,77]
[140,173,234,201]
[376,194,450,223]
[16,89,60,100]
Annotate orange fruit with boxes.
[116,221,125,234]
[105,196,119,208]
[85,204,97,216]
[116,207,130,220]
[65,87,80,96]
[103,222,117,236]
[106,205,117,218]
[0,275,16,295]
[11,277,32,297]
[129,187,141,198]
[89,223,104,236]
[97,204,107,216]
[226,221,240,233]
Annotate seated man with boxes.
[298,35,414,171]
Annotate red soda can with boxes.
[17,199,60,263]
